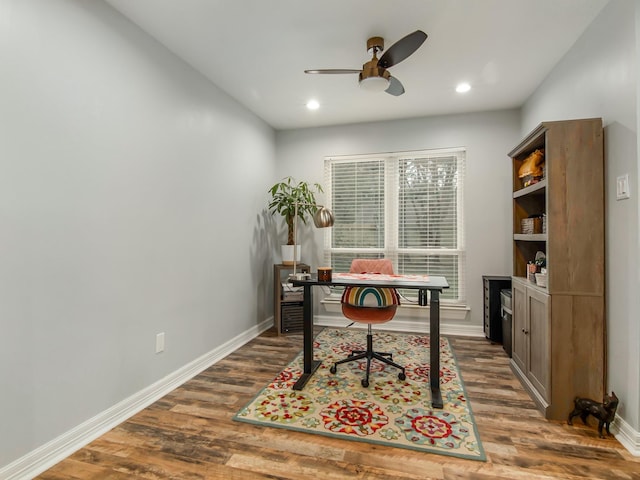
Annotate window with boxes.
[323,148,466,304]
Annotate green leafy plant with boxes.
[268,176,324,245]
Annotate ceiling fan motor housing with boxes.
[366,36,384,53]
[360,36,390,86]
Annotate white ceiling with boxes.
[105,0,608,130]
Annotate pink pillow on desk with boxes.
[350,258,394,275]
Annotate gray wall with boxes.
[275,110,520,331]
[522,0,639,435]
[0,0,276,467]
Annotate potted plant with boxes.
[268,176,324,264]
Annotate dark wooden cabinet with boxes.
[482,275,511,343]
[273,263,309,334]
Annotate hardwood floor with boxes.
[38,328,639,480]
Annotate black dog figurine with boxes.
[567,392,619,438]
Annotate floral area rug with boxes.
[233,328,485,461]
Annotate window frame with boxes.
[323,147,466,306]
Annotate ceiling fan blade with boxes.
[385,76,405,96]
[378,30,428,69]
[304,69,361,74]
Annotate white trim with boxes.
[0,319,274,480]
[614,415,640,456]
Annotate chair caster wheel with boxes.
[330,365,337,374]
[398,372,406,381]
[361,379,369,388]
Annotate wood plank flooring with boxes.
[38,328,639,480]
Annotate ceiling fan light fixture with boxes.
[359,76,390,92]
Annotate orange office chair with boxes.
[329,258,406,387]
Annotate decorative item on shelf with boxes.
[535,271,547,288]
[267,177,334,270]
[526,252,547,284]
[290,272,311,281]
[521,215,543,234]
[518,148,545,187]
[281,282,304,302]
[527,262,537,282]
[533,252,547,286]
[567,392,618,438]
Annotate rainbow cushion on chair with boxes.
[341,286,400,307]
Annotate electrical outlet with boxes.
[155,332,165,353]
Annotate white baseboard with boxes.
[0,319,274,480]
[614,415,640,456]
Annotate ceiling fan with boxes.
[304,30,428,96]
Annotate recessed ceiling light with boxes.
[306,99,320,110]
[456,83,471,93]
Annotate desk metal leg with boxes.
[430,289,443,409]
[293,284,321,390]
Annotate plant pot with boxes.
[281,245,301,265]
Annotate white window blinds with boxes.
[324,148,466,304]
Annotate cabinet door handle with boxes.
[522,329,529,334]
